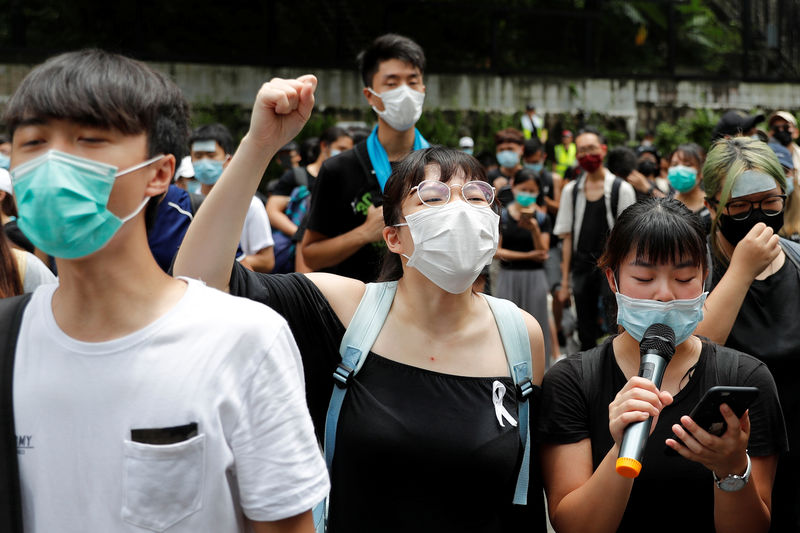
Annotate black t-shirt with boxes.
[538,338,787,533]
[711,256,800,394]
[575,197,609,267]
[228,264,547,532]
[500,209,552,270]
[487,167,515,189]
[710,252,800,531]
[273,167,314,197]
[305,141,386,282]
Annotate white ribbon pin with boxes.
[492,380,518,428]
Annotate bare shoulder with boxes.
[304,272,366,327]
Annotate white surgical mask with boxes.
[395,201,499,293]
[368,85,425,132]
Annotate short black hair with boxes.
[606,146,637,178]
[598,197,708,276]
[320,125,351,146]
[4,49,190,232]
[513,167,543,190]
[189,123,235,155]
[523,138,544,158]
[4,49,189,163]
[357,34,426,88]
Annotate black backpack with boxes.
[571,173,624,236]
[0,293,32,533]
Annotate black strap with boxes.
[580,340,610,405]
[706,340,739,385]
[779,237,800,270]
[0,293,32,533]
[571,174,583,237]
[610,177,622,218]
[352,141,377,186]
[571,175,623,234]
[188,192,205,215]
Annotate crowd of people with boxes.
[0,32,798,533]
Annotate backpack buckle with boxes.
[517,379,533,402]
[333,362,355,389]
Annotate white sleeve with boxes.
[239,197,275,255]
[617,181,637,215]
[22,252,56,293]
[553,181,574,236]
[231,321,330,522]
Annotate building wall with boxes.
[2,61,799,138]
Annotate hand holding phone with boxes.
[665,386,758,456]
[687,386,759,436]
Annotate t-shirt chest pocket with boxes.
[121,434,205,531]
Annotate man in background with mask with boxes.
[768,111,800,172]
[299,33,429,282]
[487,127,525,191]
[554,127,636,350]
[190,123,275,273]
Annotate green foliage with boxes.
[654,108,720,157]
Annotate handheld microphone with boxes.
[615,323,676,478]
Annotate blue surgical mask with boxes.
[10,150,161,259]
[615,287,707,345]
[0,153,9,170]
[186,179,201,195]
[329,149,342,158]
[667,165,698,193]
[192,159,224,185]
[496,150,520,168]
[515,192,538,207]
[524,162,544,173]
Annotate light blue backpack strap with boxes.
[312,501,326,533]
[482,294,533,506]
[318,281,397,531]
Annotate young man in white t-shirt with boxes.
[190,123,276,273]
[3,50,327,533]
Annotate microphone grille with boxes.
[639,323,676,361]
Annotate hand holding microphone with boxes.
[614,323,676,478]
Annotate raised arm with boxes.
[173,76,317,291]
[694,224,780,343]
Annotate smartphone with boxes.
[689,386,759,435]
[665,386,758,455]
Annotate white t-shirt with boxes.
[14,279,329,532]
[240,196,274,256]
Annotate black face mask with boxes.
[718,210,784,246]
[637,160,659,177]
[772,129,793,147]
